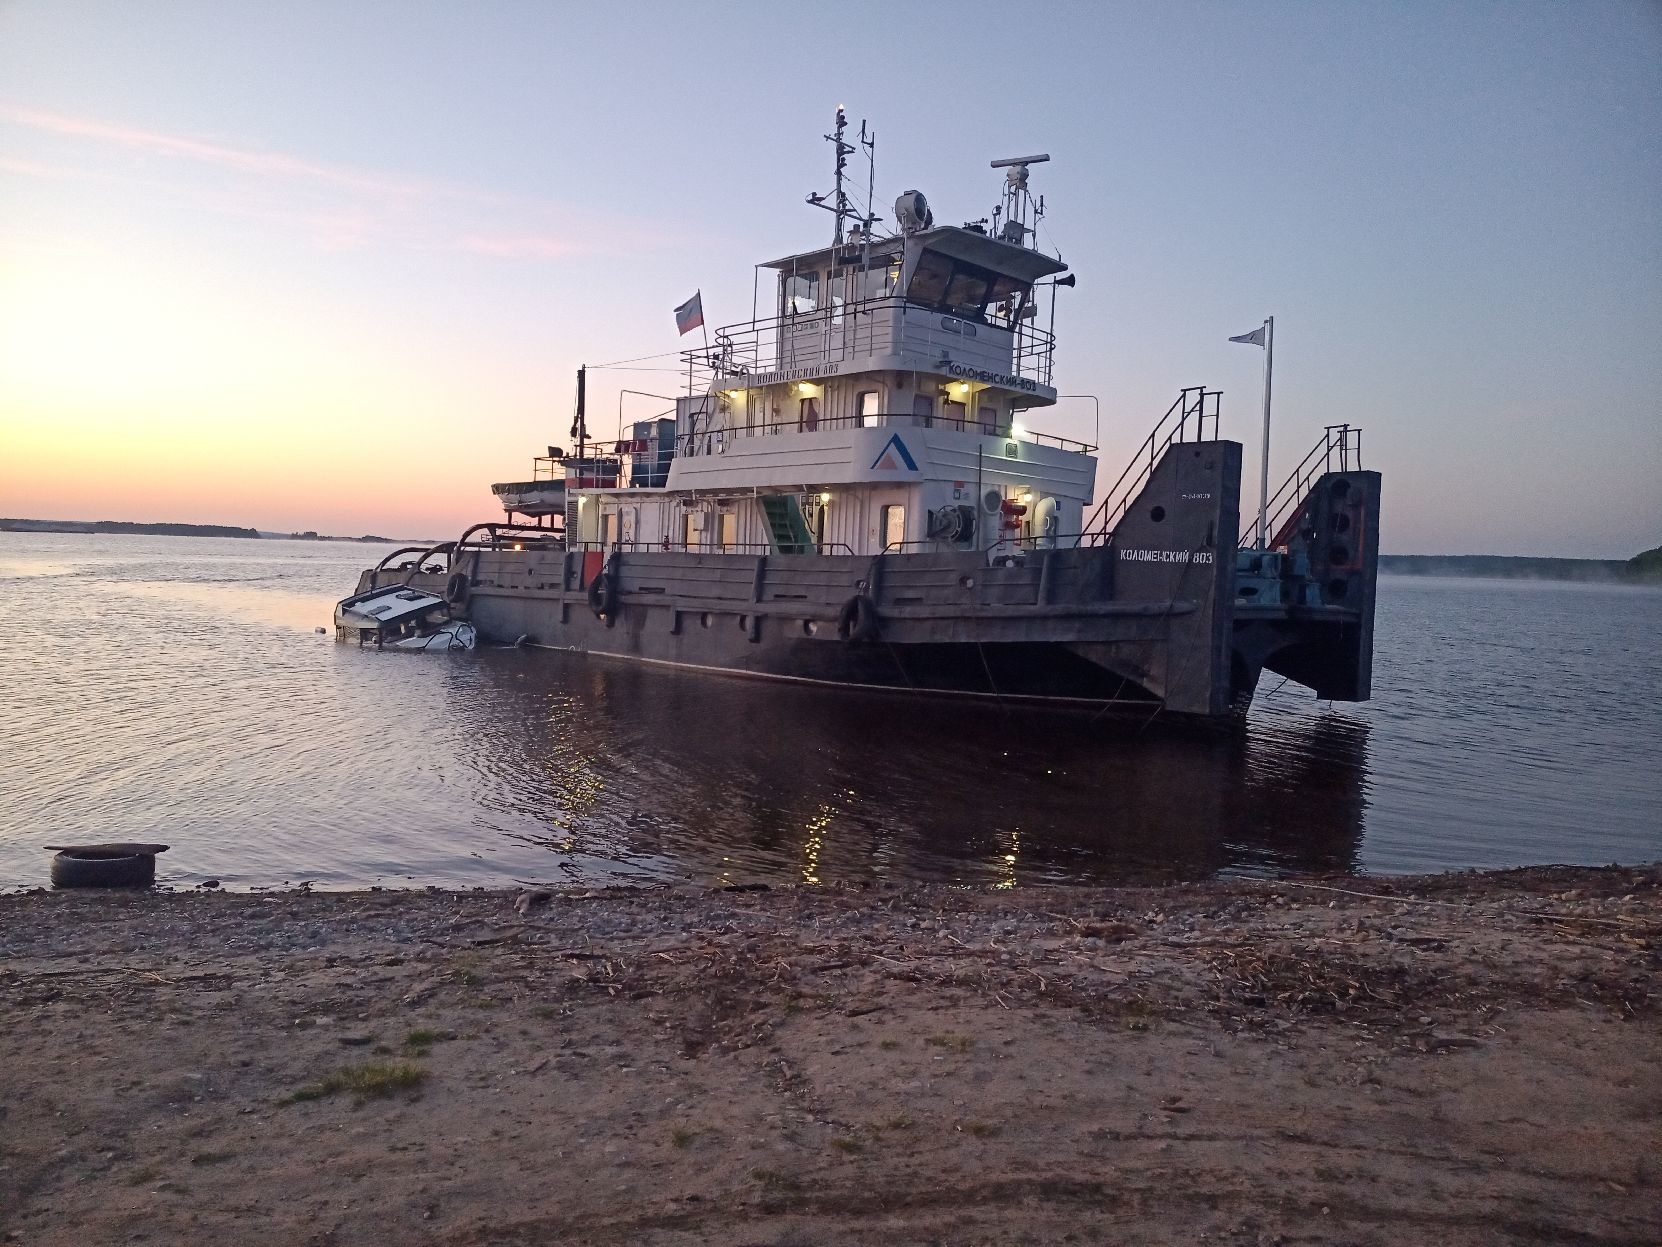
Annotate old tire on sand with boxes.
[49,845,164,888]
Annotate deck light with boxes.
[1011,421,1025,439]
[819,492,831,503]
[957,382,970,393]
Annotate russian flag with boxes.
[674,291,704,336]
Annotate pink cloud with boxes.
[1,106,441,200]
[0,104,691,260]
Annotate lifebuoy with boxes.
[587,570,618,622]
[836,594,880,643]
[444,571,471,608]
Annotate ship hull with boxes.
[354,442,1381,721]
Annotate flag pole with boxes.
[1257,315,1274,549]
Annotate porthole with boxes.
[1150,505,1166,523]
[1325,577,1350,601]
[802,620,818,637]
[1330,478,1353,502]
[958,575,976,589]
[700,612,713,629]
[1328,543,1349,565]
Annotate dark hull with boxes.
[360,441,1381,720]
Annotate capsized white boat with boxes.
[333,585,477,651]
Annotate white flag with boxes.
[1229,326,1266,347]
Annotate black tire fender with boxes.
[50,848,160,889]
[444,571,471,608]
[587,570,618,623]
[836,594,880,643]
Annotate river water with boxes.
[1,532,1657,891]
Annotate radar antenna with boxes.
[990,153,1050,248]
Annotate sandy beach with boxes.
[1,865,1657,1246]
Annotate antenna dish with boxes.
[894,190,933,233]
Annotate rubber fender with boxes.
[587,570,618,622]
[836,594,880,643]
[444,570,471,608]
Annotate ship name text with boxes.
[1118,548,1215,565]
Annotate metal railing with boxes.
[564,540,858,556]
[1081,387,1221,545]
[677,411,1094,458]
[681,294,1055,394]
[1264,424,1363,548]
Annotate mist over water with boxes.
[1,532,1657,891]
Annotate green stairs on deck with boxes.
[760,495,816,555]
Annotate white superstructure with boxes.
[500,111,1096,566]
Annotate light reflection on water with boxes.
[0,532,1657,891]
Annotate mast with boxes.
[805,107,858,245]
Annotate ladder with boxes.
[760,495,816,555]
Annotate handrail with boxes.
[680,293,1057,393]
[563,540,857,556]
[1081,387,1221,546]
[1264,424,1363,548]
[675,411,1094,459]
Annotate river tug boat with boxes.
[345,112,1380,720]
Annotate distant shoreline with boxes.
[1380,553,1659,584]
[0,518,407,544]
[4,519,1656,582]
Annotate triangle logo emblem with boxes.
[869,434,919,472]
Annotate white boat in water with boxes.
[334,585,477,651]
[342,111,1380,719]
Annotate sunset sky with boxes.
[2,1,1658,555]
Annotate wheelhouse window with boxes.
[903,249,1020,323]
[799,395,819,431]
[855,261,900,302]
[784,272,819,315]
[942,268,992,319]
[906,250,953,306]
[857,390,881,427]
[985,273,1031,324]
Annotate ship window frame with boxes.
[857,389,882,428]
[941,266,993,320]
[906,250,953,306]
[783,271,819,316]
[904,249,1008,323]
[855,261,900,303]
[985,273,1031,324]
[881,503,907,550]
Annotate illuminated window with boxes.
[882,504,907,550]
[857,390,882,428]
